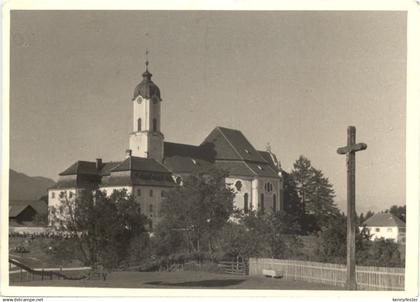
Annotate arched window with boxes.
[149,189,153,197]
[260,193,265,213]
[153,118,157,132]
[273,194,277,212]
[137,118,142,131]
[244,193,249,214]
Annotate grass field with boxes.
[11,271,340,290]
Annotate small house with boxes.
[360,212,406,244]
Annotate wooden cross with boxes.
[337,126,367,290]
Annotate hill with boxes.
[9,169,55,201]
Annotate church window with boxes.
[260,193,265,213]
[149,204,153,214]
[137,118,142,131]
[137,189,141,196]
[51,192,55,199]
[149,189,153,197]
[235,180,242,191]
[244,193,249,214]
[273,194,277,212]
[153,118,157,132]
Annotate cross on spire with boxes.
[145,49,149,71]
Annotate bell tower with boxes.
[129,52,164,162]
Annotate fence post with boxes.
[42,268,44,280]
[20,267,23,282]
[60,266,63,280]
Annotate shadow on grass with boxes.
[145,278,246,288]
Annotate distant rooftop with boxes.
[363,212,405,228]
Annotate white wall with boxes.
[360,226,400,242]
[227,176,282,213]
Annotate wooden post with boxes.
[337,126,367,290]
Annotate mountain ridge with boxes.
[9,169,55,201]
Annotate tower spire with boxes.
[145,48,149,72]
[142,48,152,80]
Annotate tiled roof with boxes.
[59,161,98,176]
[201,127,267,163]
[258,151,280,171]
[215,160,279,178]
[246,162,280,178]
[110,156,171,174]
[363,212,406,228]
[164,156,212,174]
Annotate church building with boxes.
[48,59,284,228]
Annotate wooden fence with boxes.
[183,260,248,276]
[9,258,92,283]
[249,258,405,291]
[217,261,248,275]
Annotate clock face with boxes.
[137,96,143,104]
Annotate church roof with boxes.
[163,142,214,174]
[201,127,268,163]
[258,151,280,171]
[162,128,280,178]
[110,156,171,174]
[133,70,161,100]
[363,212,406,228]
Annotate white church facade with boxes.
[48,60,284,228]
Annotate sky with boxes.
[9,11,406,213]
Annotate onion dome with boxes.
[133,56,161,100]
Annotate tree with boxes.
[282,171,304,225]
[389,205,406,222]
[217,211,303,260]
[315,213,372,264]
[154,167,235,258]
[290,156,340,233]
[49,189,150,269]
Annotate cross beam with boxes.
[337,126,367,290]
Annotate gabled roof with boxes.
[363,212,406,228]
[59,161,98,176]
[9,200,48,218]
[110,156,171,174]
[9,204,32,218]
[201,127,267,163]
